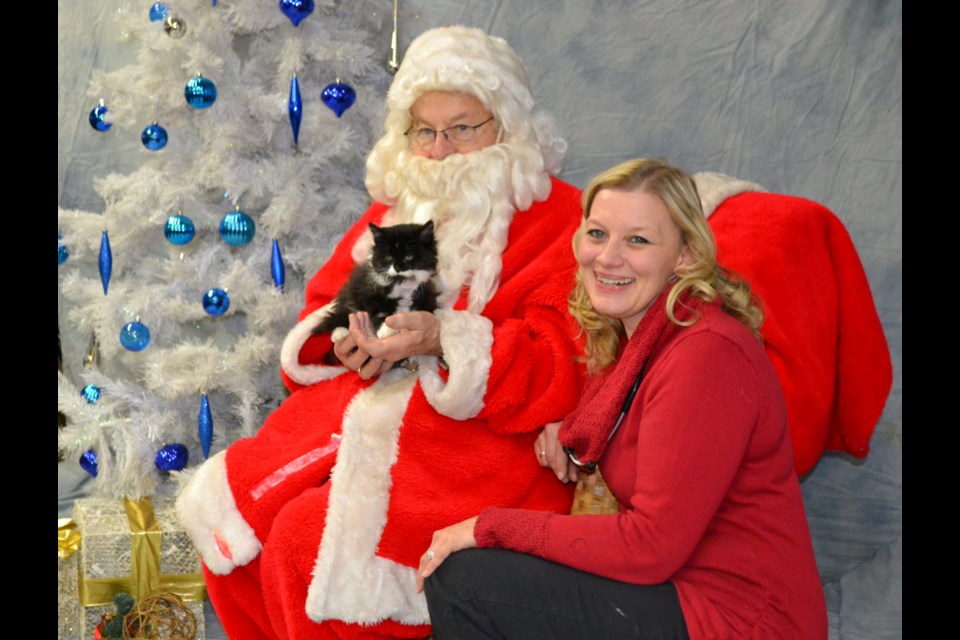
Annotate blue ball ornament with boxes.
[321,81,356,118]
[279,0,314,27]
[89,102,112,132]
[119,321,151,352]
[219,210,256,247]
[80,450,99,477]
[141,123,168,151]
[81,384,102,404]
[202,288,231,316]
[185,75,217,109]
[164,213,196,245]
[149,2,169,21]
[58,233,70,266]
[155,443,189,472]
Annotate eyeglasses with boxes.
[405,117,495,149]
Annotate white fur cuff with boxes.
[418,309,493,420]
[693,171,767,217]
[280,304,348,386]
[175,451,262,575]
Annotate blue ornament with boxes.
[219,210,256,247]
[202,288,231,316]
[81,384,102,404]
[155,443,189,472]
[198,394,213,459]
[89,100,112,132]
[271,239,286,291]
[321,81,356,118]
[58,233,69,266]
[288,75,302,145]
[164,212,196,245]
[98,230,112,295]
[141,123,168,151]
[80,450,99,477]
[278,0,314,27]
[119,321,151,351]
[185,74,217,109]
[149,2,168,21]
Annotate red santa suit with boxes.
[176,177,585,639]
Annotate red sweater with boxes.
[476,303,827,639]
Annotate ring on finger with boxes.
[426,550,435,560]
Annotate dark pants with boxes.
[424,548,690,640]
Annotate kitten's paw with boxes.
[331,327,349,342]
[376,324,398,339]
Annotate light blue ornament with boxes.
[98,230,112,295]
[155,443,189,472]
[321,81,356,118]
[164,212,196,245]
[198,394,213,459]
[271,239,286,291]
[89,100,112,132]
[219,210,256,247]
[279,0,314,27]
[202,288,231,316]
[81,384,102,404]
[149,2,168,21]
[119,321,151,351]
[80,450,99,477]
[141,123,168,151]
[58,233,69,266]
[185,74,217,109]
[289,75,303,145]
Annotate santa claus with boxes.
[176,25,585,640]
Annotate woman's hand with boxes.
[535,421,580,484]
[415,516,479,593]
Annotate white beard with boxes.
[360,145,520,313]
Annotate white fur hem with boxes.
[418,309,494,420]
[693,171,767,217]
[175,451,262,575]
[306,368,430,624]
[280,304,348,386]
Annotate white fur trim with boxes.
[693,171,767,218]
[418,309,494,420]
[175,450,262,576]
[306,368,429,624]
[280,303,348,386]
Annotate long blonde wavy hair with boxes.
[570,158,763,372]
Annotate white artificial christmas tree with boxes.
[58,0,407,500]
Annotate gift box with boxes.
[59,496,207,639]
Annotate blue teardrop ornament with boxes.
[80,450,99,477]
[155,443,189,472]
[198,394,213,459]
[98,231,112,295]
[119,321,151,351]
[185,75,217,109]
[271,239,286,291]
[289,75,303,145]
[279,0,314,27]
[219,210,256,247]
[141,123,168,151]
[321,81,356,118]
[164,213,196,245]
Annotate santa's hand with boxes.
[353,311,442,363]
[535,421,578,484]
[332,314,387,379]
[416,516,479,593]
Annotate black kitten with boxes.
[314,220,439,341]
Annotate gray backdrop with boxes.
[59,1,902,638]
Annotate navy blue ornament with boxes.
[81,384,102,404]
[185,74,217,109]
[271,239,286,291]
[98,230,112,295]
[202,288,231,316]
[58,232,69,265]
[155,443,189,472]
[80,450,99,477]
[89,100,112,132]
[198,394,213,459]
[149,2,168,21]
[288,75,302,145]
[141,123,168,151]
[164,212,196,245]
[321,81,356,118]
[219,209,256,247]
[119,321,151,351]
[279,0,314,27]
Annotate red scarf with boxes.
[560,287,704,468]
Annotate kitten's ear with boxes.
[420,220,435,240]
[369,223,384,239]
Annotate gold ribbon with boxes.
[58,517,82,560]
[77,497,206,607]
